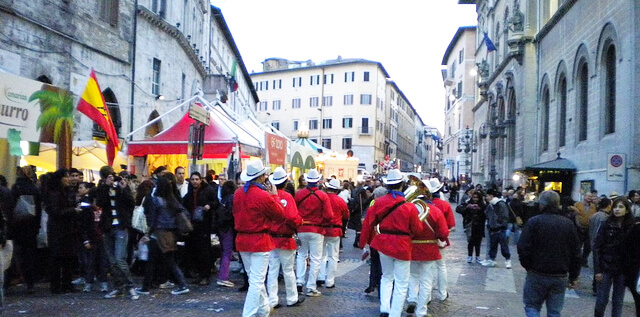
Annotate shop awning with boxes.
[127,105,262,157]
[518,154,577,172]
[293,138,331,154]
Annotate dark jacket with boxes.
[215,192,235,232]
[486,199,509,231]
[0,186,10,246]
[517,205,581,281]
[93,183,135,234]
[508,198,525,225]
[182,182,218,233]
[44,186,78,258]
[460,202,486,239]
[593,219,627,275]
[621,222,640,287]
[78,194,101,244]
[10,176,42,242]
[143,195,178,232]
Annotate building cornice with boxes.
[138,6,205,77]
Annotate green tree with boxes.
[29,88,75,169]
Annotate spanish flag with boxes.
[76,69,120,166]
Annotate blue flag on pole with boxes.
[483,32,497,52]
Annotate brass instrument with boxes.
[404,175,427,202]
[413,199,430,222]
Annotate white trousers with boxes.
[435,248,448,300]
[267,248,298,307]
[379,252,410,317]
[240,252,271,317]
[318,236,340,286]
[407,260,437,317]
[295,232,324,290]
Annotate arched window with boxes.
[576,59,589,142]
[541,86,550,152]
[603,44,616,134]
[36,75,52,84]
[557,74,567,147]
[145,110,163,137]
[93,88,122,139]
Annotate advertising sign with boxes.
[266,133,287,166]
[0,73,47,142]
[607,153,625,182]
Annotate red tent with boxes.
[127,109,262,157]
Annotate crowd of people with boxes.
[0,164,640,317]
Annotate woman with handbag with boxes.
[460,192,486,264]
[136,176,189,296]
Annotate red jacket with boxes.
[295,186,334,234]
[233,184,287,252]
[411,202,449,261]
[359,193,423,261]
[325,192,349,237]
[432,197,455,246]
[270,189,303,250]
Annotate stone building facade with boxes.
[461,0,640,197]
[0,0,258,172]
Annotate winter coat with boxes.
[461,202,486,240]
[215,192,235,232]
[593,219,627,276]
[325,192,349,237]
[45,187,78,258]
[143,195,179,232]
[233,183,287,252]
[182,182,218,234]
[9,176,42,243]
[93,184,135,234]
[295,186,334,235]
[411,202,449,261]
[359,193,424,261]
[621,222,640,287]
[270,189,303,250]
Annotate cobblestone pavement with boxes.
[3,202,636,316]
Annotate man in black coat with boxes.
[182,172,218,285]
[517,190,580,316]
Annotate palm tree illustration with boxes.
[29,87,74,169]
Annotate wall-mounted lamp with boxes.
[155,95,165,101]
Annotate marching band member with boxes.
[295,169,334,297]
[426,178,455,301]
[318,178,350,288]
[359,169,423,317]
[266,167,305,309]
[233,160,288,317]
[405,187,450,317]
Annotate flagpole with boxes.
[125,95,199,139]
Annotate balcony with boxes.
[358,126,372,135]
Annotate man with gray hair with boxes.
[517,190,580,317]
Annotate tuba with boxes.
[413,198,430,222]
[404,175,427,202]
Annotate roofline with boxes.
[441,26,477,65]
[210,5,260,103]
[386,79,425,126]
[251,59,391,79]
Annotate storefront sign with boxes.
[266,133,286,166]
[0,73,47,142]
[607,153,625,181]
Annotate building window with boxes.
[363,71,370,82]
[323,118,332,129]
[310,97,319,107]
[577,59,589,141]
[293,77,302,87]
[323,74,334,84]
[603,44,616,134]
[458,48,464,64]
[292,98,301,109]
[151,0,167,18]
[273,79,282,89]
[361,117,369,134]
[271,121,280,130]
[342,117,352,128]
[323,96,333,107]
[309,119,318,130]
[342,137,352,149]
[152,58,161,95]
[322,138,331,149]
[100,0,119,25]
[293,120,299,131]
[360,94,372,105]
[558,75,567,147]
[310,75,320,85]
[457,82,462,98]
[541,86,550,152]
[344,71,355,82]
[344,94,353,105]
[272,100,281,111]
[264,81,269,90]
[259,101,267,111]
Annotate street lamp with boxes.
[457,126,477,182]
[478,90,512,187]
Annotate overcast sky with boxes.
[214,0,478,131]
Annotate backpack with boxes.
[215,196,234,228]
[13,195,36,221]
